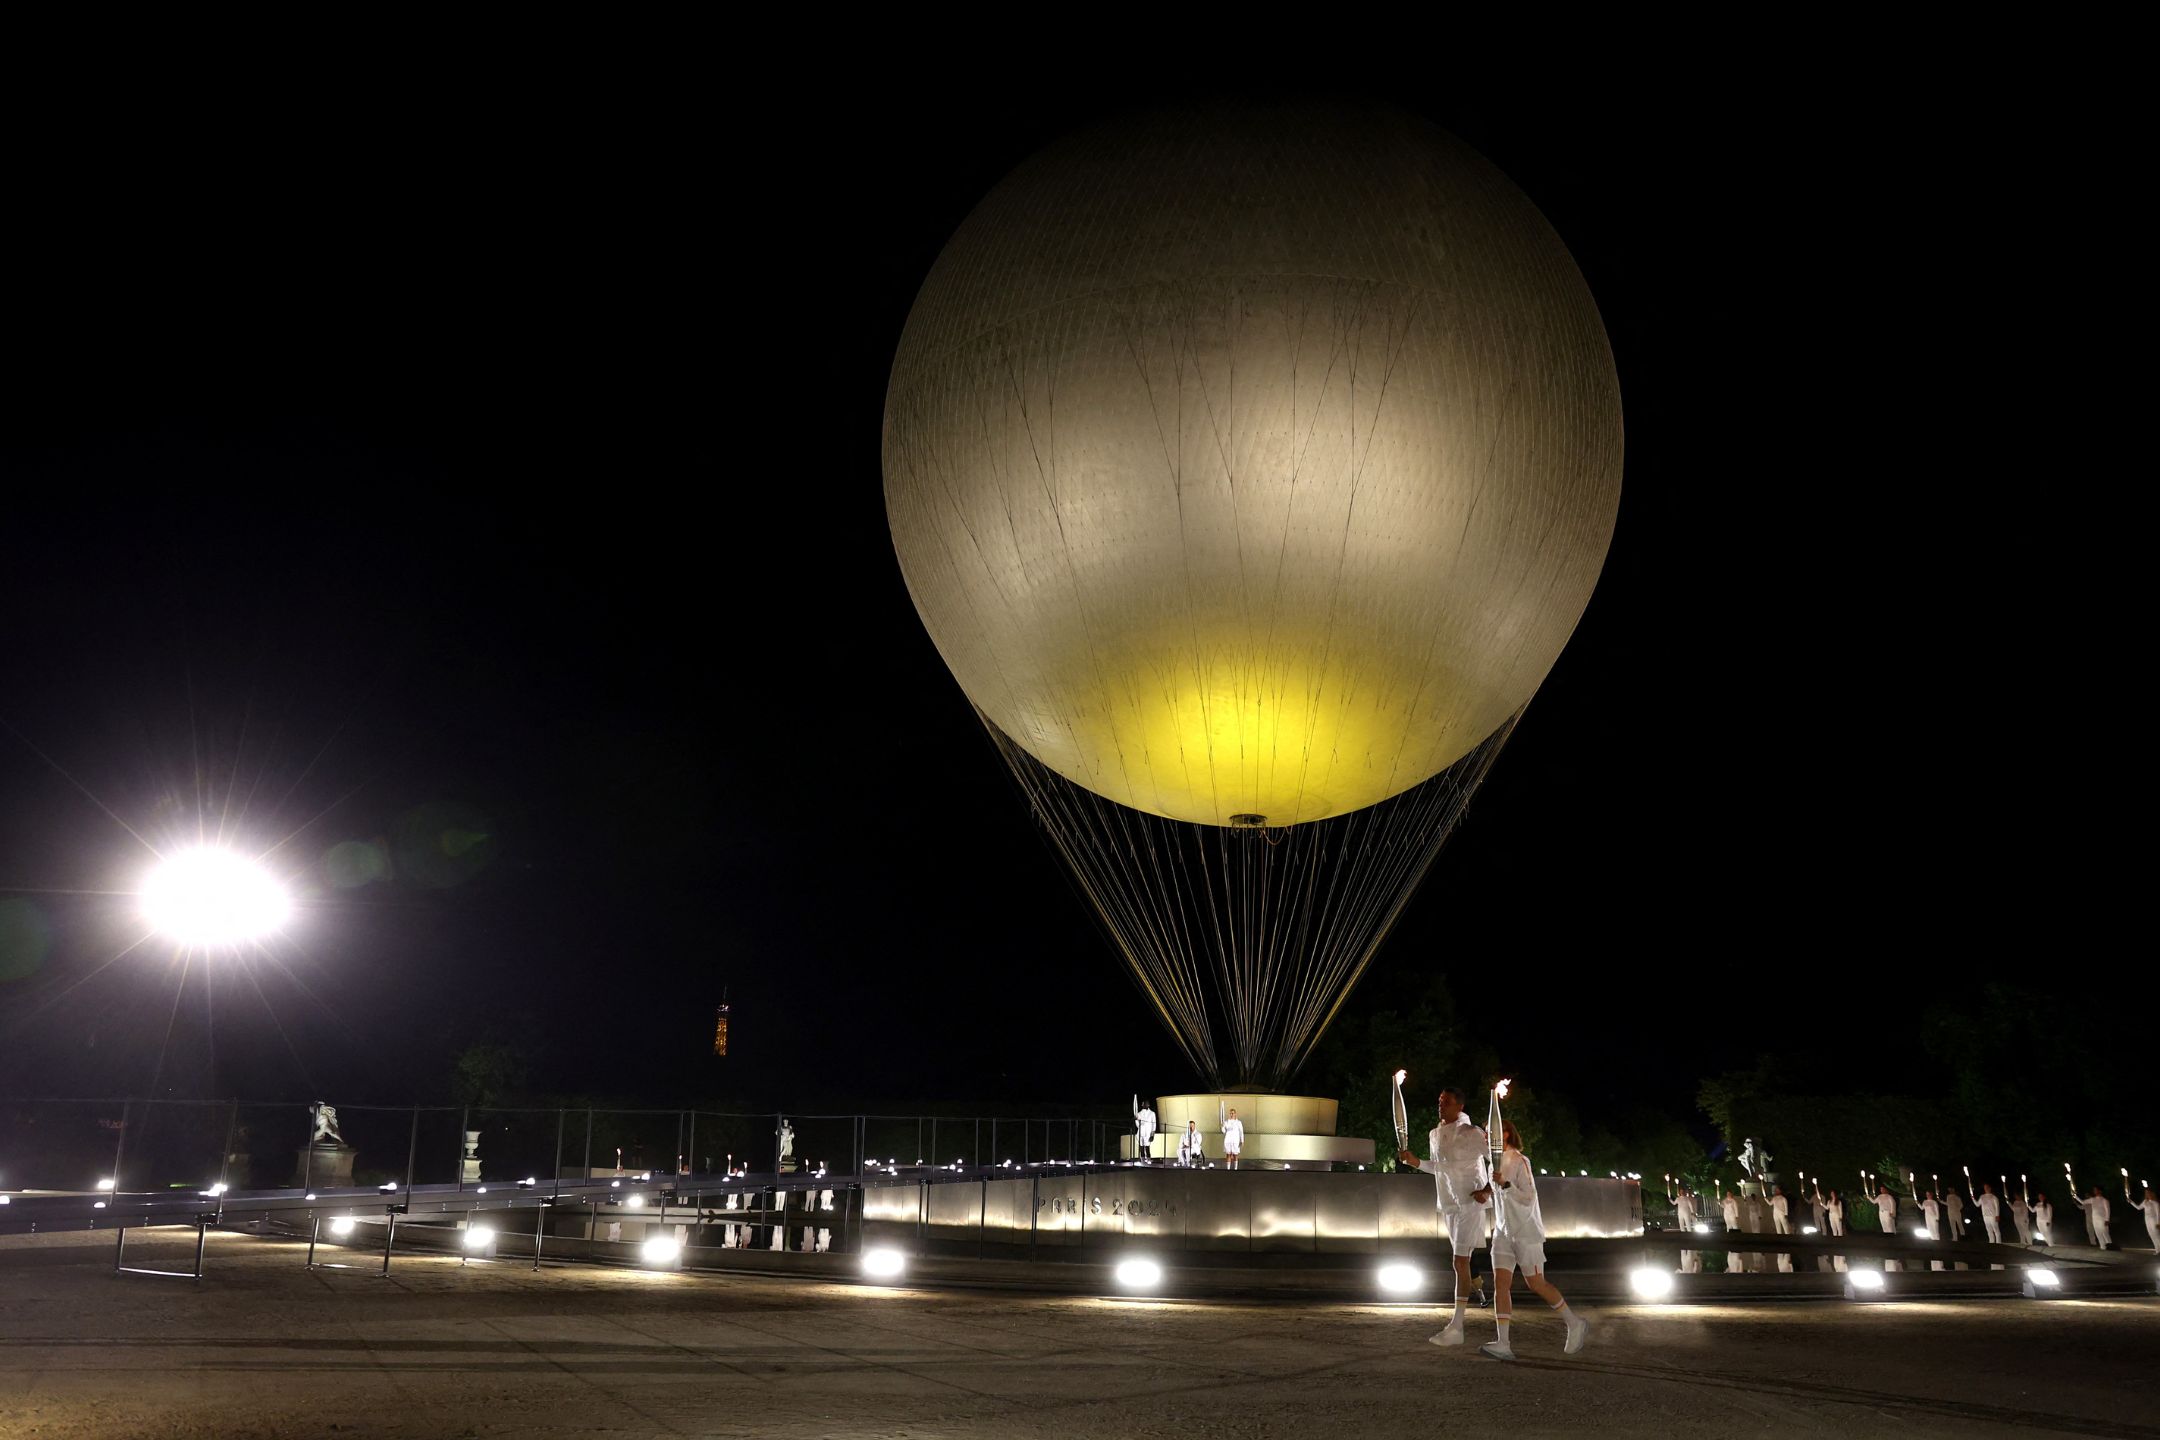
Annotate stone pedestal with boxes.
[461,1130,482,1184]
[295,1142,356,1188]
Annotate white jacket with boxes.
[1492,1150,1545,1244]
[1422,1114,1491,1211]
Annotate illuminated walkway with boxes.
[1,1232,2155,1438]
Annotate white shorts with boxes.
[1492,1233,1546,1275]
[1441,1208,1488,1257]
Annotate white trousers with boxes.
[1772,1214,1790,1235]
[1829,1216,1845,1236]
[2092,1218,2111,1248]
[2011,1214,2032,1244]
[1982,1216,2002,1243]
[2146,1217,2160,1252]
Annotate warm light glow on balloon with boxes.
[141,849,290,946]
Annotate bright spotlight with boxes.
[463,1225,495,1250]
[330,1216,355,1238]
[1692,1223,1710,1235]
[1847,1270,1886,1293]
[95,1178,115,1192]
[141,847,291,946]
[1912,1228,1931,1239]
[861,1247,906,1280]
[1801,1225,1818,1235]
[1629,1267,1675,1300]
[2025,1268,2059,1287]
[624,1194,646,1209]
[1376,1263,1422,1295]
[1114,1257,1163,1290]
[639,1234,682,1265]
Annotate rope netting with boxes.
[987,712,1519,1091]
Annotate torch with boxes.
[1391,1069,1409,1160]
[1963,1164,1974,1203]
[2123,1167,2133,1202]
[1486,1077,1511,1212]
[2021,1172,2028,1205]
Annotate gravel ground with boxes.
[1,1231,2155,1439]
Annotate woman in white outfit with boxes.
[1674,1187,1700,1273]
[1720,1189,1744,1274]
[2134,1185,2160,1254]
[2068,1187,2111,1249]
[1869,1180,1901,1270]
[1477,1121,1588,1361]
[2032,1193,2054,1245]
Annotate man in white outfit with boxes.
[1870,1181,1900,1269]
[2068,1187,2112,1249]
[1975,1182,2003,1244]
[2033,1193,2054,1245]
[1767,1186,1793,1271]
[1219,1103,1244,1171]
[1398,1086,1492,1345]
[2008,1190,2034,1245]
[1177,1119,1202,1167]
[1944,1188,1966,1241]
[1720,1189,1744,1274]
[1675,1187,1700,1273]
[1132,1096,1156,1165]
[2134,1184,2160,1254]
[1918,1191,1945,1271]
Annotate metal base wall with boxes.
[866,1169,1641,1254]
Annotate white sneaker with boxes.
[1479,1340,1515,1361]
[1430,1321,1465,1347]
[1564,1316,1590,1355]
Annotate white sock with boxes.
[1495,1317,1510,1344]
[1452,1297,1466,1325]
[1552,1302,1573,1321]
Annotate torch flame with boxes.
[1392,1069,1406,1086]
[1495,1077,1511,1099]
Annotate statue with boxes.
[778,1118,795,1168]
[308,1102,345,1146]
[1739,1137,1772,1181]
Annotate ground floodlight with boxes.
[141,846,292,946]
[463,1225,496,1250]
[1693,1223,1710,1235]
[330,1216,356,1237]
[640,1234,683,1266]
[1114,1257,1164,1290]
[624,1194,645,1209]
[1801,1225,1818,1235]
[861,1247,907,1280]
[1912,1227,1930,1240]
[0,1196,11,1206]
[1376,1263,1422,1295]
[96,1178,115,1192]
[2022,1268,2061,1299]
[1845,1270,1888,1300]
[1629,1267,1676,1301]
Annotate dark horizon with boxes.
[0,68,2106,1146]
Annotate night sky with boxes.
[0,65,2077,1130]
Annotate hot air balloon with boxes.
[885,104,1621,1090]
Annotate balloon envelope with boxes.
[885,105,1622,827]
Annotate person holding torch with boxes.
[1398,1083,1491,1345]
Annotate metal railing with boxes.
[0,1097,1127,1197]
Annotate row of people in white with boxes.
[1399,1089,1588,1361]
[1130,1097,1245,1167]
